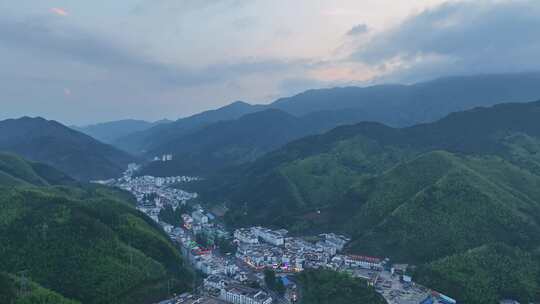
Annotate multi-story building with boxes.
[345,255,383,270]
[219,284,272,304]
[192,210,209,224]
[234,229,259,244]
[253,227,285,246]
[204,275,227,290]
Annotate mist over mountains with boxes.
[72,119,172,144]
[110,72,540,177]
[2,71,540,304]
[4,0,540,303]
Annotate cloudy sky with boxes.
[1,0,539,125]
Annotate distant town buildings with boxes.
[153,154,173,162]
[192,210,209,225]
[114,164,456,304]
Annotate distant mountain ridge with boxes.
[0,116,136,181]
[188,100,540,303]
[137,108,378,176]
[271,72,540,124]
[115,101,263,154]
[72,118,172,144]
[115,72,540,176]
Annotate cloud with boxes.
[0,12,312,124]
[0,15,300,87]
[350,0,540,82]
[132,0,249,15]
[50,7,68,16]
[347,24,368,36]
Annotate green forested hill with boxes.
[414,244,539,304]
[0,117,136,181]
[126,73,540,177]
[344,152,540,262]
[296,269,386,304]
[190,100,540,302]
[0,272,79,304]
[0,152,75,187]
[0,154,193,304]
[197,100,540,232]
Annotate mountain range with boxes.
[187,100,540,303]
[0,117,136,181]
[114,101,264,154]
[0,153,193,304]
[113,72,540,177]
[72,119,172,144]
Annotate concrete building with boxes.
[219,284,272,304]
[345,255,383,270]
[253,227,284,246]
[234,229,259,244]
[192,210,209,225]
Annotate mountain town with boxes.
[98,165,460,304]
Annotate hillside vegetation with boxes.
[296,269,386,304]
[0,272,79,304]
[0,117,135,181]
[0,154,193,304]
[191,100,540,303]
[72,119,171,144]
[414,244,539,304]
[124,73,540,176]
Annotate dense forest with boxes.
[0,153,193,304]
[0,117,135,181]
[0,272,79,304]
[125,73,540,177]
[190,100,540,303]
[414,244,539,304]
[296,269,386,304]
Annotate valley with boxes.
[4,1,540,303]
[102,164,459,304]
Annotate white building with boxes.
[344,255,383,270]
[204,275,227,290]
[253,227,284,246]
[234,229,259,244]
[219,284,272,304]
[192,210,209,225]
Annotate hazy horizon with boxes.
[2,0,540,125]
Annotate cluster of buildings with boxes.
[112,165,460,304]
[234,227,360,273]
[203,277,273,304]
[157,293,227,304]
[112,174,199,222]
[153,154,174,162]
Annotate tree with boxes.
[264,269,285,294]
[275,278,286,295]
[264,269,276,290]
[216,237,237,255]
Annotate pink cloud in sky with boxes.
[50,7,69,16]
[64,88,72,96]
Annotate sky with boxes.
[1,0,540,125]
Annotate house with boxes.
[345,255,383,270]
[219,284,272,304]
[192,210,209,224]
